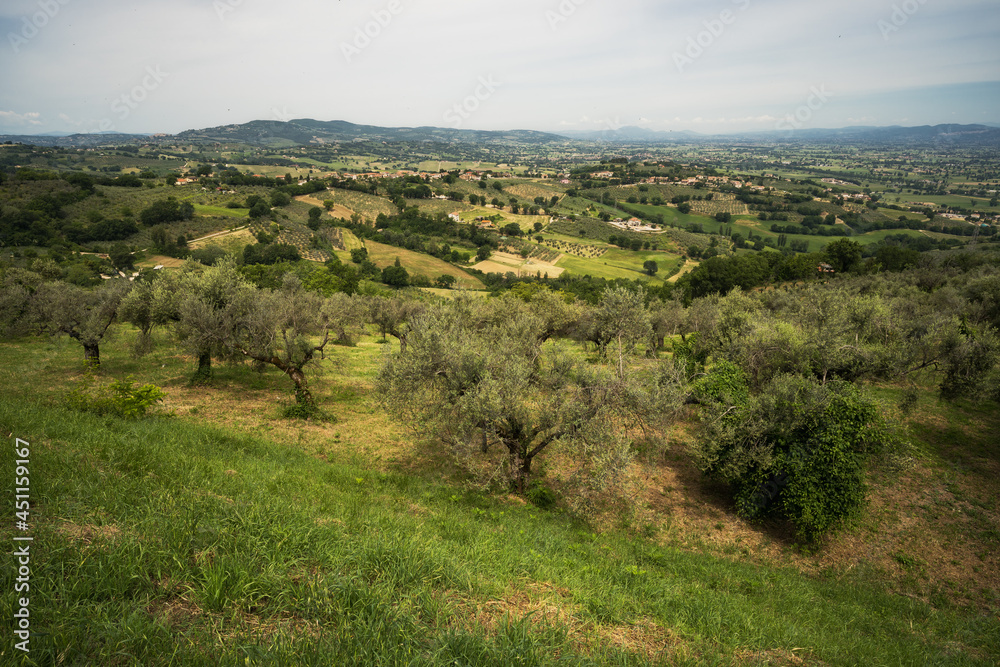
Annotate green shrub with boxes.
[692,371,901,543]
[526,480,558,510]
[67,374,166,418]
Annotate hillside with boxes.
[174,119,569,147]
[0,329,997,665]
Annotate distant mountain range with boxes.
[174,118,568,146]
[558,125,705,141]
[3,120,1000,148]
[561,123,1000,145]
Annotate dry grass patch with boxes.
[473,251,565,278]
[295,194,356,220]
[147,598,204,628]
[55,521,123,545]
[447,581,684,663]
[668,259,697,283]
[187,227,253,251]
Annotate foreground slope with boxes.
[0,334,996,665]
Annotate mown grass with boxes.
[555,249,680,284]
[192,203,249,219]
[0,334,996,665]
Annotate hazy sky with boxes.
[1,0,998,136]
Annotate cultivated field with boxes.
[365,240,485,289]
[473,250,565,278]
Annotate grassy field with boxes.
[624,203,725,230]
[0,332,996,665]
[187,227,254,252]
[555,248,681,284]
[192,204,249,219]
[889,193,997,209]
[364,240,485,289]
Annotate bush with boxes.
[139,198,193,226]
[67,374,166,418]
[692,370,900,543]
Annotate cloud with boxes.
[0,110,42,126]
[1,1,997,134]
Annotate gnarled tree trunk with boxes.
[194,351,212,382]
[83,343,100,368]
[287,367,314,407]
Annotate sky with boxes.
[1,0,998,137]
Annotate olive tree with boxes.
[0,269,42,339]
[647,297,686,353]
[594,286,652,377]
[230,275,362,409]
[376,301,670,496]
[146,260,256,381]
[118,274,183,357]
[29,278,132,368]
[367,295,423,353]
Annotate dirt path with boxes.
[668,259,697,283]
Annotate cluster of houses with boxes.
[834,192,872,201]
[821,177,856,188]
[446,213,498,230]
[99,267,163,281]
[609,217,660,232]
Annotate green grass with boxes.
[0,334,997,664]
[614,203,718,230]
[556,249,681,284]
[890,193,996,209]
[192,203,249,219]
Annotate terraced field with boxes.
[542,237,608,259]
[249,219,332,262]
[456,207,549,233]
[405,199,475,216]
[505,181,564,201]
